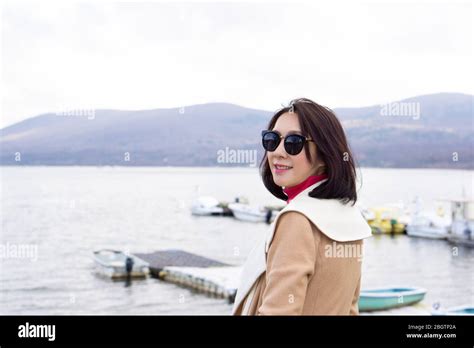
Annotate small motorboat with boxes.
[358,286,427,312]
[446,198,474,247]
[366,207,406,234]
[447,227,474,247]
[407,215,450,239]
[191,196,233,216]
[228,203,278,223]
[433,305,474,315]
[93,249,150,279]
[406,197,451,239]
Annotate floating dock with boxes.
[134,249,241,302]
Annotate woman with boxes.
[232,98,372,315]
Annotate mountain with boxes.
[335,93,473,168]
[1,93,473,168]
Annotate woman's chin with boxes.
[273,175,292,188]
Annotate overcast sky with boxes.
[1,0,472,128]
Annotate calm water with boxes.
[0,166,473,314]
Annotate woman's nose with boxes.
[273,138,287,158]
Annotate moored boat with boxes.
[93,249,150,279]
[228,203,278,223]
[191,196,233,216]
[406,215,450,239]
[406,197,450,239]
[432,304,474,315]
[358,286,427,312]
[445,198,474,247]
[366,207,406,234]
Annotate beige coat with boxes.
[232,179,372,315]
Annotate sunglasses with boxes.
[261,130,314,156]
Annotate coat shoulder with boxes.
[276,210,312,229]
[269,211,316,250]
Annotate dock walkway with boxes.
[135,249,240,302]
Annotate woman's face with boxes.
[267,112,325,188]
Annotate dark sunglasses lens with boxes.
[284,135,305,155]
[262,132,280,151]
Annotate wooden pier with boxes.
[134,249,240,302]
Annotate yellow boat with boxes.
[366,207,406,234]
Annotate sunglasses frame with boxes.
[261,130,314,156]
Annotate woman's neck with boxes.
[283,174,328,203]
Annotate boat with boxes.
[448,222,474,247]
[191,196,233,216]
[406,197,450,239]
[358,286,427,312]
[407,216,450,239]
[432,305,474,315]
[366,207,406,234]
[228,203,278,223]
[445,198,474,247]
[93,249,150,279]
[407,223,449,239]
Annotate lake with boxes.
[0,166,473,314]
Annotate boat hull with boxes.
[228,203,277,223]
[407,226,448,239]
[447,235,474,247]
[191,196,233,216]
[358,287,427,312]
[93,250,150,279]
[433,305,474,315]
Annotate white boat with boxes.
[407,215,450,239]
[449,221,474,246]
[432,304,474,315]
[93,249,150,279]
[406,197,451,239]
[191,196,227,216]
[228,203,278,223]
[445,198,474,247]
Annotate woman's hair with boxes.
[260,98,359,205]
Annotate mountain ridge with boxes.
[1,93,472,169]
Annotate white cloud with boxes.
[1,0,472,128]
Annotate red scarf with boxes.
[283,174,328,204]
